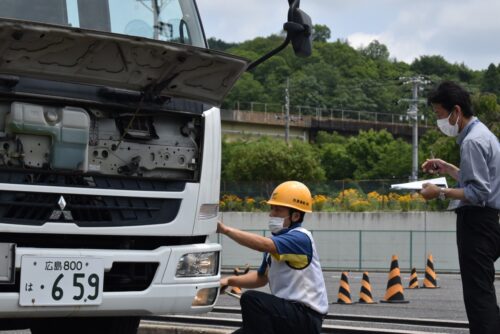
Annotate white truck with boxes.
[0,0,311,333]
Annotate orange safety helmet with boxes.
[266,181,313,213]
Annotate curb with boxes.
[139,322,232,334]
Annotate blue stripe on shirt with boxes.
[270,229,312,269]
[257,252,269,276]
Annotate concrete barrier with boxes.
[212,212,500,272]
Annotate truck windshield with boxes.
[0,0,206,47]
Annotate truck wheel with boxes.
[30,316,140,334]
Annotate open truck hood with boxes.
[0,19,249,106]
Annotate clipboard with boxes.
[390,177,448,190]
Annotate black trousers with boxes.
[232,290,323,334]
[456,206,500,334]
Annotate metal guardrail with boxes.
[227,102,432,126]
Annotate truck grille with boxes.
[0,170,185,226]
[0,192,181,227]
[0,170,186,191]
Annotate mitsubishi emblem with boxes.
[49,196,73,221]
[58,196,67,210]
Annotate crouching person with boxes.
[217,181,328,334]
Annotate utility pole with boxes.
[285,77,290,145]
[399,76,429,181]
[136,0,164,39]
[152,0,159,40]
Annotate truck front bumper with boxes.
[0,242,221,317]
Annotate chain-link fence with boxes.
[211,229,500,273]
[221,180,406,199]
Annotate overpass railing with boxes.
[227,101,432,126]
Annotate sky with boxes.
[196,0,500,71]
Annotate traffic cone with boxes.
[230,286,242,294]
[408,268,419,289]
[422,254,439,288]
[332,272,354,304]
[230,264,250,295]
[381,255,409,303]
[358,272,377,304]
[233,264,250,276]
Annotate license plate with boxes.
[19,256,104,306]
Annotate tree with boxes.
[345,129,397,179]
[207,37,237,51]
[214,33,492,117]
[289,72,327,107]
[372,139,412,179]
[319,143,355,179]
[411,55,456,77]
[472,93,500,137]
[312,24,331,42]
[223,73,268,109]
[252,56,290,84]
[481,64,500,97]
[223,137,325,182]
[359,40,389,61]
[315,131,345,145]
[418,129,442,168]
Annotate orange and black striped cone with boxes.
[381,255,409,303]
[233,264,250,276]
[332,272,354,304]
[230,286,242,294]
[358,272,377,304]
[230,264,250,295]
[422,254,439,288]
[408,268,419,289]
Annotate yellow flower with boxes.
[245,197,255,204]
[313,194,327,204]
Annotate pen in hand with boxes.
[430,150,439,174]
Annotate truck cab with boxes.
[0,0,312,333]
[0,0,248,332]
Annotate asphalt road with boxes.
[2,271,499,333]
[215,270,500,332]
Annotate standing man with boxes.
[420,81,500,333]
[217,181,328,334]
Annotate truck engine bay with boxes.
[0,101,201,180]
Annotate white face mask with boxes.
[436,112,460,137]
[268,216,287,234]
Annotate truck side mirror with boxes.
[246,0,312,71]
[286,6,312,57]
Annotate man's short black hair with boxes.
[427,81,473,117]
[289,208,305,224]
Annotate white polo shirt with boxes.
[258,224,329,314]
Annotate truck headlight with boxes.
[176,251,219,277]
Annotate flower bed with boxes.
[219,188,444,212]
